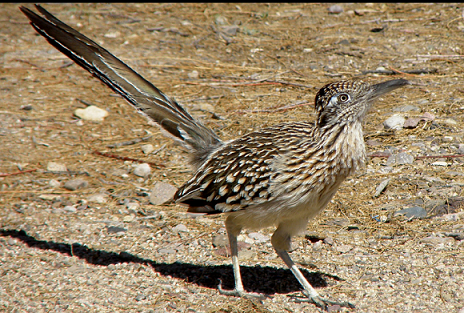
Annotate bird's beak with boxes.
[371,79,410,99]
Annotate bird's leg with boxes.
[272,227,355,310]
[218,218,264,299]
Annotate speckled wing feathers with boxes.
[175,122,318,213]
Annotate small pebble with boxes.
[215,15,228,25]
[133,163,151,177]
[312,241,322,250]
[324,237,334,245]
[431,161,449,166]
[87,193,108,204]
[20,104,33,110]
[63,205,77,213]
[123,215,135,222]
[374,178,391,197]
[396,152,414,165]
[135,294,146,301]
[47,162,67,172]
[141,144,155,154]
[384,114,405,130]
[328,4,343,14]
[336,244,353,253]
[126,202,139,210]
[212,234,228,247]
[394,206,427,219]
[404,117,421,128]
[173,224,189,233]
[220,25,240,36]
[49,179,61,188]
[107,226,127,234]
[64,179,88,191]
[188,70,199,79]
[421,112,435,121]
[149,182,178,205]
[74,105,108,122]
[248,232,269,243]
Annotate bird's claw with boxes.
[217,279,267,300]
[291,290,355,310]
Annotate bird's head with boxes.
[315,79,410,128]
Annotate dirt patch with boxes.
[1,3,464,312]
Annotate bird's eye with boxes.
[338,94,350,102]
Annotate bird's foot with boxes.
[217,280,267,300]
[291,290,355,310]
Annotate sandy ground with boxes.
[1,3,464,312]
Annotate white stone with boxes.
[47,162,67,172]
[133,163,151,177]
[431,161,449,166]
[74,105,108,122]
[141,144,155,154]
[87,193,108,204]
[384,114,405,130]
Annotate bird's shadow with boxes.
[0,229,343,295]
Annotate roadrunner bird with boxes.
[21,5,409,309]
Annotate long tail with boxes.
[20,4,221,166]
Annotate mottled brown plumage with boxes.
[21,4,409,309]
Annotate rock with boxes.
[387,152,414,165]
[123,215,135,222]
[248,232,269,244]
[125,202,139,210]
[328,4,343,14]
[64,179,88,191]
[63,205,77,213]
[417,99,430,105]
[374,178,391,197]
[107,226,127,234]
[172,224,189,233]
[214,15,228,25]
[47,161,67,172]
[141,144,155,154]
[384,114,405,130]
[396,152,414,164]
[394,206,427,219]
[393,104,421,112]
[149,182,178,205]
[188,70,199,79]
[312,241,323,250]
[431,161,449,166]
[336,244,353,253]
[135,294,146,302]
[74,105,108,122]
[324,237,334,245]
[212,234,228,247]
[404,117,421,128]
[421,112,435,121]
[87,193,108,203]
[49,179,61,188]
[39,194,61,201]
[220,25,240,36]
[133,163,151,177]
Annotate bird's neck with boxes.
[317,120,367,172]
